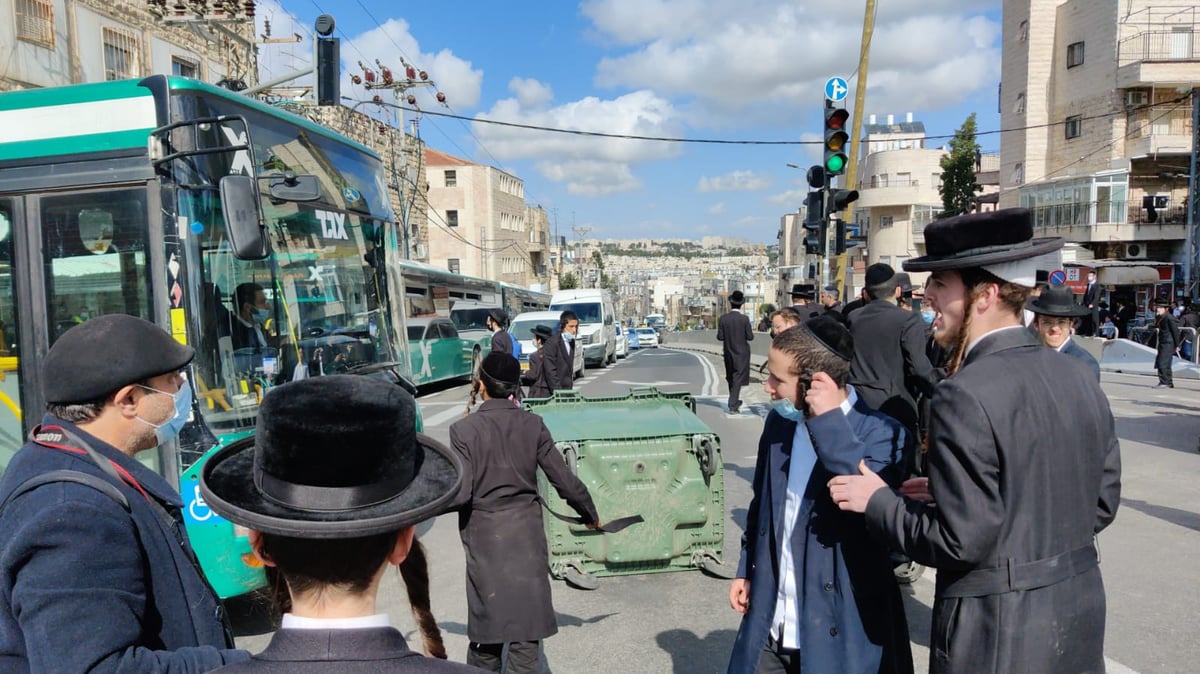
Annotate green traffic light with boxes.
[825,154,846,173]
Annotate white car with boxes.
[508,310,585,378]
[614,325,628,359]
[635,327,659,348]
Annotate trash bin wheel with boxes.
[563,567,599,591]
[562,446,578,475]
[695,552,736,579]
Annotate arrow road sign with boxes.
[825,77,849,102]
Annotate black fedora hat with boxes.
[790,283,815,300]
[531,324,554,340]
[200,375,462,538]
[903,208,1063,272]
[487,309,507,326]
[1027,284,1089,318]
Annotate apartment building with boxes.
[1,0,256,92]
[1001,0,1199,266]
[424,148,544,287]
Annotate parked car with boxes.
[635,327,660,348]
[626,328,641,351]
[614,324,628,359]
[508,310,585,379]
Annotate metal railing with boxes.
[1127,204,1189,226]
[1118,29,1200,66]
[1027,200,1127,229]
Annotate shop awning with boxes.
[1096,266,1160,285]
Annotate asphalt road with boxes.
[237,346,1200,673]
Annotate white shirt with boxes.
[1054,337,1071,352]
[771,387,859,649]
[237,315,268,348]
[281,613,391,630]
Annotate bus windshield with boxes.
[172,93,401,438]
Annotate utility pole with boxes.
[1186,87,1199,298]
[837,0,876,293]
[572,223,591,287]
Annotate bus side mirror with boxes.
[219,175,269,260]
[266,172,321,202]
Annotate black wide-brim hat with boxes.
[1027,284,1089,318]
[200,375,462,538]
[790,283,815,299]
[488,308,507,326]
[903,208,1063,272]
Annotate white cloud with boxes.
[770,186,809,206]
[583,0,1002,125]
[697,170,770,193]
[474,89,684,196]
[709,202,726,215]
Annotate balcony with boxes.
[1027,200,1187,242]
[856,180,925,209]
[1117,29,1200,87]
[1124,107,1193,157]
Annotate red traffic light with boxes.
[826,108,849,131]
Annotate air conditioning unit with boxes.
[413,244,428,259]
[1124,90,1149,108]
[1124,242,1148,259]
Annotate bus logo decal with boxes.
[315,209,348,240]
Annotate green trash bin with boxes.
[525,386,731,586]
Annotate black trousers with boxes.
[756,636,800,673]
[728,381,743,413]
[468,641,542,674]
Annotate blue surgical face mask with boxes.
[771,396,806,422]
[135,382,193,445]
[921,309,935,324]
[253,307,270,322]
[564,331,575,342]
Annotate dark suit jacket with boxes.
[728,398,913,674]
[213,627,484,672]
[0,417,247,672]
[489,329,514,357]
[449,400,597,643]
[717,310,753,385]
[1060,337,1101,381]
[540,333,574,391]
[846,300,938,434]
[864,327,1121,674]
[521,348,552,398]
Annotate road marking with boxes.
[423,404,468,428]
[610,380,689,386]
[666,348,719,397]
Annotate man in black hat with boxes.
[829,208,1121,674]
[450,353,600,673]
[486,308,514,357]
[1028,284,1100,380]
[789,283,821,319]
[845,262,938,450]
[727,317,912,674]
[718,290,755,415]
[521,324,555,398]
[0,315,248,672]
[200,375,481,672]
[1152,298,1182,389]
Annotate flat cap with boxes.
[43,314,195,403]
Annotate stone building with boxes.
[1,0,257,92]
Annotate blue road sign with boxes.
[1049,269,1067,285]
[825,77,849,102]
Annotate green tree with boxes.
[559,271,578,289]
[938,113,982,218]
[759,302,776,317]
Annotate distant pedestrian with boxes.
[522,324,554,398]
[1153,298,1181,388]
[789,283,821,319]
[450,353,601,674]
[200,375,480,673]
[829,207,1121,674]
[1179,302,1199,360]
[1027,284,1100,381]
[1080,270,1100,336]
[0,315,248,672]
[540,311,578,393]
[819,284,844,320]
[1113,298,1136,339]
[718,290,754,414]
[487,309,513,357]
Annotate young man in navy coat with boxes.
[727,317,913,674]
[0,315,247,672]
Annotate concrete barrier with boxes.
[1099,338,1199,380]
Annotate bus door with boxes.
[0,186,158,471]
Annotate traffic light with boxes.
[823,102,850,176]
[806,164,827,190]
[803,190,826,255]
[315,15,339,106]
[826,188,859,216]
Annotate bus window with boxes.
[40,189,154,344]
[0,201,20,467]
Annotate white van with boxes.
[550,289,617,367]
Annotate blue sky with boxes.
[256,0,1003,244]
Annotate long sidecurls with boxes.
[945,268,1031,376]
[398,538,446,659]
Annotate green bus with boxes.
[0,75,416,601]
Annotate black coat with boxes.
[522,348,552,398]
[540,334,575,391]
[0,417,248,672]
[213,627,484,673]
[1060,337,1101,381]
[846,300,938,436]
[449,400,598,644]
[1154,312,1182,368]
[489,329,514,357]
[717,310,754,386]
[864,327,1121,674]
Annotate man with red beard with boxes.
[828,208,1121,673]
